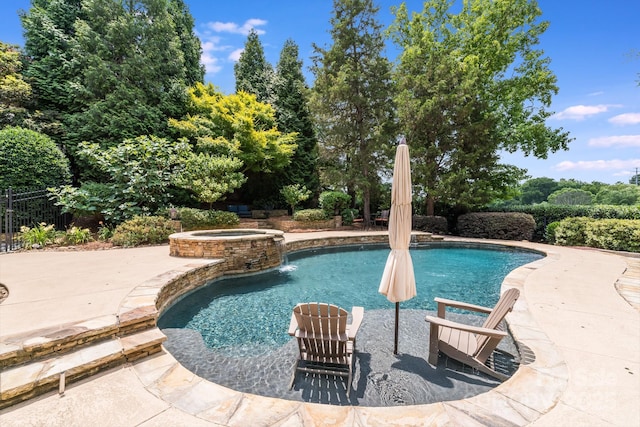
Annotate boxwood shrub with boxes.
[555,217,640,252]
[174,207,239,230]
[487,204,640,241]
[457,212,535,241]
[293,209,327,222]
[111,215,175,247]
[412,215,448,234]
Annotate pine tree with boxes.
[234,29,273,103]
[311,0,396,223]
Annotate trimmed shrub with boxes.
[0,127,71,189]
[457,212,535,241]
[544,221,561,244]
[111,215,174,247]
[487,204,640,241]
[413,215,448,234]
[319,191,351,216]
[176,207,239,230]
[293,209,327,222]
[585,219,640,252]
[554,217,591,246]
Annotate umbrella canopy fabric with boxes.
[378,142,416,303]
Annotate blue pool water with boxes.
[158,244,542,355]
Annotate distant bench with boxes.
[228,204,252,218]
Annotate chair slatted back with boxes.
[475,288,520,354]
[293,303,348,358]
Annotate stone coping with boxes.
[134,236,567,425]
[1,233,568,424]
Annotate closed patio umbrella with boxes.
[378,138,416,355]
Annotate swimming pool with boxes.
[158,244,542,356]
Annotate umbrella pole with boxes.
[394,302,399,355]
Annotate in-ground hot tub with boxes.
[169,229,285,273]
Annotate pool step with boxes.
[0,328,166,409]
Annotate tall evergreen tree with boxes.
[269,39,319,202]
[20,0,204,181]
[311,0,396,223]
[234,29,273,103]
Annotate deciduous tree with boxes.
[0,42,32,128]
[390,0,572,214]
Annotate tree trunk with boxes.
[426,195,435,216]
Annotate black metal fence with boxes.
[0,187,71,252]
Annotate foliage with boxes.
[544,221,560,244]
[18,222,59,248]
[319,191,352,216]
[489,204,640,241]
[169,83,297,176]
[97,222,114,241]
[584,219,640,252]
[174,207,239,230]
[310,0,396,224]
[0,126,71,189]
[457,212,535,241]
[0,42,32,127]
[173,153,246,208]
[50,135,189,224]
[252,39,320,203]
[293,209,327,222]
[341,208,358,226]
[20,0,203,180]
[389,0,571,214]
[551,217,591,246]
[111,215,175,247]
[595,184,640,205]
[413,215,449,234]
[234,29,274,103]
[547,188,594,205]
[281,184,311,214]
[63,225,93,245]
[630,174,640,185]
[519,177,559,205]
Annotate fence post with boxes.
[5,188,14,251]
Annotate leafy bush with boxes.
[487,204,640,241]
[341,208,358,225]
[413,215,448,234]
[49,182,112,220]
[585,219,640,252]
[0,127,71,189]
[547,188,594,205]
[544,221,560,244]
[18,223,60,248]
[293,209,327,222]
[97,223,114,241]
[554,217,591,246]
[63,226,93,245]
[457,212,535,241]
[111,216,175,247]
[319,191,351,216]
[174,207,239,230]
[280,184,311,214]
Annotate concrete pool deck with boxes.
[1,231,639,426]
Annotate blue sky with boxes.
[1,0,639,184]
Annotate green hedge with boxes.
[488,204,640,241]
[555,218,640,252]
[293,209,327,222]
[413,215,448,234]
[457,212,535,241]
[173,207,239,230]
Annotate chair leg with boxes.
[289,362,299,390]
[428,323,440,365]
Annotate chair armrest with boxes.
[434,297,493,314]
[288,313,298,336]
[425,315,507,338]
[347,306,364,340]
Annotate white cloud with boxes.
[551,104,621,121]
[587,91,604,97]
[197,38,231,75]
[206,18,267,35]
[229,48,244,62]
[555,158,640,172]
[609,113,640,126]
[588,135,640,148]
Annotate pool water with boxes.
[158,244,542,355]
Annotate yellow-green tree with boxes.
[0,42,32,128]
[169,83,297,201]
